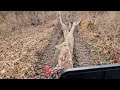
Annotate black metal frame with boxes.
[59,63,120,79]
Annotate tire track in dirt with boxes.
[33,24,64,79]
[73,27,94,67]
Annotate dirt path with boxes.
[33,24,63,79]
[33,22,95,79]
[73,28,94,67]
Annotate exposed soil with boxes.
[0,11,120,79]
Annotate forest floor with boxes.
[0,11,119,79]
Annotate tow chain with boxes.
[44,59,72,79]
[44,65,64,79]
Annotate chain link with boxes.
[49,66,64,79]
[49,59,72,79]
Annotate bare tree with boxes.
[55,11,81,70]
